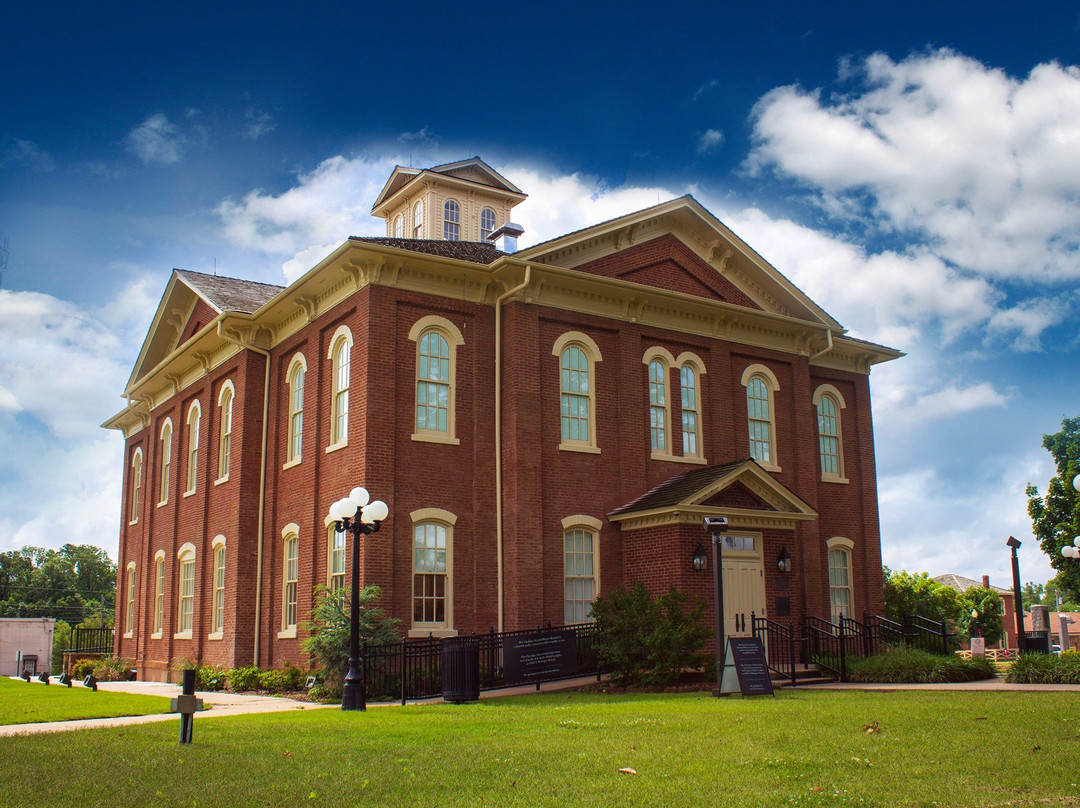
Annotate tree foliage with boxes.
[882,568,963,626]
[1026,415,1080,603]
[0,544,116,624]
[301,585,400,691]
[954,586,1005,645]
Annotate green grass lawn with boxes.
[1,689,1077,807]
[0,676,171,725]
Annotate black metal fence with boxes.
[363,623,602,703]
[67,627,114,653]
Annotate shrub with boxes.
[256,662,306,693]
[1006,651,1080,684]
[195,664,228,691]
[227,665,261,692]
[847,647,997,683]
[302,585,400,694]
[92,655,135,682]
[70,657,97,679]
[591,582,709,687]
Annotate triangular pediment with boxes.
[516,196,842,328]
[608,459,817,532]
[372,157,526,213]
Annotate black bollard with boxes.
[171,669,202,744]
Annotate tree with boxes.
[955,586,1005,645]
[1027,416,1080,603]
[882,568,963,626]
[1041,575,1080,612]
[0,544,116,624]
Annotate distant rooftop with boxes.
[175,269,283,314]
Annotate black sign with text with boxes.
[503,630,579,685]
[722,636,774,696]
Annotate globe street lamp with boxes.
[1060,475,1080,562]
[327,487,389,712]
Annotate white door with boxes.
[723,556,766,638]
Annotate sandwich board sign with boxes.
[718,636,774,696]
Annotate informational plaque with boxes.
[503,630,579,685]
[719,636,774,696]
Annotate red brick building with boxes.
[105,158,901,681]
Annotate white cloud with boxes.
[3,138,55,172]
[0,385,19,412]
[748,51,1080,284]
[126,113,187,164]
[696,129,724,154]
[245,107,275,140]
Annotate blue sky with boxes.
[3,1,1079,589]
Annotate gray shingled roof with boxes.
[175,269,284,314]
[609,459,751,516]
[933,573,1009,594]
[350,237,504,265]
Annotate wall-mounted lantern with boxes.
[777,547,792,574]
[692,543,708,572]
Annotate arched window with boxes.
[124,562,136,637]
[480,207,496,241]
[328,326,352,448]
[327,524,346,593]
[393,213,404,239]
[280,524,300,637]
[210,535,226,638]
[176,543,196,638]
[741,365,780,470]
[676,352,706,460]
[562,515,602,624]
[217,381,234,482]
[827,537,855,624]
[158,419,173,505]
[413,201,424,238]
[643,348,675,457]
[443,199,460,241]
[814,385,847,482]
[409,316,464,444]
[553,332,603,452]
[153,552,165,637]
[185,401,201,494]
[129,448,143,524]
[410,508,456,636]
[285,354,306,466]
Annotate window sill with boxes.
[183,489,196,498]
[207,631,223,641]
[325,441,348,455]
[173,631,192,641]
[650,452,707,465]
[151,632,162,640]
[822,474,849,484]
[157,500,168,508]
[756,462,782,474]
[282,457,302,471]
[123,631,133,639]
[214,475,229,486]
[558,443,601,455]
[408,627,458,639]
[128,519,138,526]
[411,432,460,446]
[277,628,297,639]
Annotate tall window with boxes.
[741,365,780,469]
[443,199,460,241]
[329,327,352,447]
[563,519,600,624]
[680,365,700,457]
[217,382,234,481]
[394,213,404,238]
[159,420,173,505]
[282,530,299,633]
[129,449,143,523]
[176,545,195,637]
[185,401,201,493]
[410,510,455,632]
[413,201,424,238]
[211,538,226,636]
[286,355,306,465]
[328,526,346,593]
[409,317,463,443]
[814,385,847,481]
[480,207,496,241]
[153,554,165,636]
[648,360,669,453]
[125,564,136,636]
[828,538,854,623]
[553,330,604,451]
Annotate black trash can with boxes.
[441,636,480,703]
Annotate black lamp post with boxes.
[1007,535,1025,652]
[328,487,389,712]
[702,515,729,697]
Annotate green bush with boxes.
[1006,651,1080,684]
[308,679,342,703]
[70,657,97,679]
[92,655,135,682]
[302,585,400,693]
[227,665,261,692]
[255,662,306,693]
[591,582,709,687]
[847,647,997,683]
[195,664,228,691]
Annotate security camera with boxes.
[702,515,729,532]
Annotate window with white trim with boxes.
[480,207,496,241]
[409,317,463,444]
[413,201,424,238]
[286,354,306,465]
[153,554,165,636]
[159,420,173,505]
[814,385,847,481]
[562,516,601,624]
[648,359,669,452]
[410,508,456,634]
[129,448,143,524]
[827,537,854,624]
[176,545,196,637]
[185,401,201,493]
[553,332,602,451]
[394,213,404,239]
[741,365,780,469]
[211,537,226,637]
[217,381,234,481]
[282,529,299,634]
[328,327,352,448]
[328,525,346,593]
[125,563,136,636]
[680,364,701,457]
[443,199,460,241]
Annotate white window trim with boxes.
[284,353,307,468]
[676,352,707,463]
[553,331,603,454]
[480,207,497,241]
[184,400,201,495]
[562,515,603,624]
[642,347,675,460]
[215,380,234,485]
[327,523,347,593]
[413,200,425,238]
[408,508,457,638]
[813,384,849,483]
[208,535,226,640]
[174,543,196,640]
[409,316,464,445]
[124,562,136,638]
[443,198,461,241]
[158,418,173,506]
[327,325,352,452]
[826,536,855,623]
[128,448,143,525]
[741,364,781,473]
[152,550,165,639]
[278,523,300,639]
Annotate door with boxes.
[723,556,766,638]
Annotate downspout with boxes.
[809,328,835,362]
[494,266,530,632]
[217,320,272,666]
